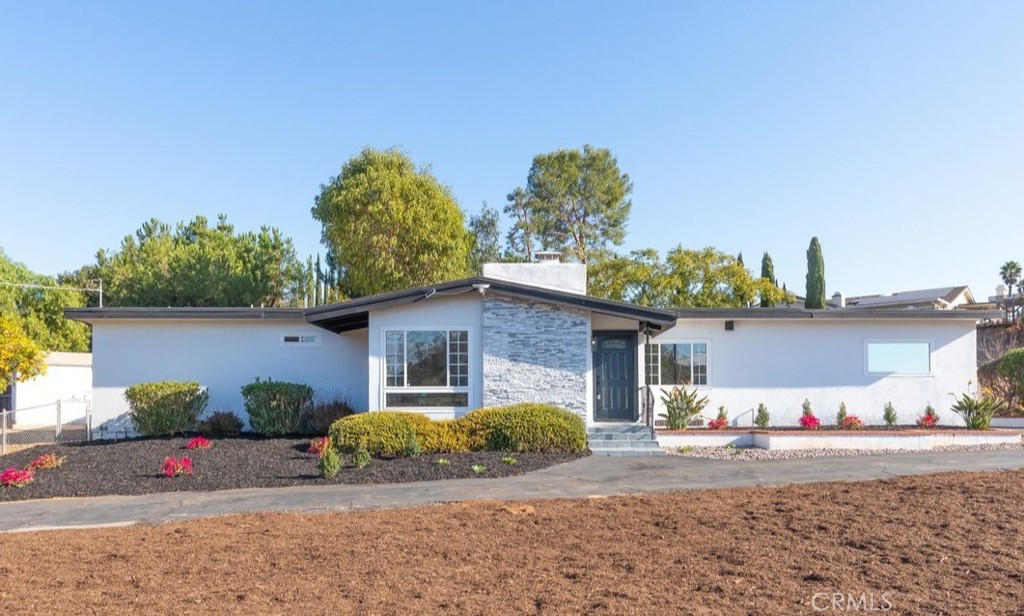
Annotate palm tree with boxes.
[1000,261,1022,322]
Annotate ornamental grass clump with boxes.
[883,402,898,427]
[754,403,770,429]
[162,456,193,478]
[0,467,35,488]
[318,447,342,478]
[951,387,1003,430]
[197,411,244,437]
[799,399,820,430]
[917,404,940,428]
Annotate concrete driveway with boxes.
[1,448,1022,533]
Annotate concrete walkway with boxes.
[1,449,1022,533]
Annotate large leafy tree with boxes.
[1,249,90,352]
[588,247,790,308]
[0,315,46,389]
[312,147,472,297]
[66,215,303,307]
[518,145,632,263]
[759,252,776,308]
[503,187,535,263]
[804,237,826,309]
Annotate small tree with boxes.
[836,402,848,425]
[0,316,46,397]
[759,252,776,308]
[804,237,826,309]
[883,402,898,427]
[754,403,770,429]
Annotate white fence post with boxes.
[86,399,92,442]
[55,399,62,439]
[1,410,7,455]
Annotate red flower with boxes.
[707,418,728,430]
[162,456,194,478]
[838,415,863,430]
[1,467,35,488]
[917,414,938,428]
[27,453,65,470]
[185,437,211,450]
[799,414,821,430]
[307,436,332,458]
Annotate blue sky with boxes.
[2,1,1022,299]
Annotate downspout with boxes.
[642,322,653,428]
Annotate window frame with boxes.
[645,340,710,387]
[864,339,933,376]
[280,333,322,347]
[381,327,472,409]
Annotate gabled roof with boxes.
[305,276,678,332]
[844,286,974,309]
[67,277,679,333]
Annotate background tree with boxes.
[467,203,501,273]
[312,147,472,297]
[1000,261,1021,296]
[67,215,303,307]
[521,144,632,263]
[503,187,535,262]
[804,237,826,309]
[2,249,90,352]
[0,315,46,390]
[759,252,776,308]
[587,249,669,306]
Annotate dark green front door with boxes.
[593,331,637,422]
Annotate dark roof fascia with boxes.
[64,307,306,322]
[671,308,1001,321]
[305,277,678,330]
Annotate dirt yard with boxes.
[2,470,1022,615]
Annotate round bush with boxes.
[124,381,208,436]
[241,378,314,436]
[417,419,471,453]
[328,412,418,457]
[464,403,587,453]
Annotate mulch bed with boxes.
[1,470,1023,615]
[0,436,585,502]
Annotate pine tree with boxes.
[314,253,323,306]
[760,252,776,308]
[805,237,826,309]
[305,256,314,308]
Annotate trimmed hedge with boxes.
[328,404,586,456]
[124,381,209,436]
[241,378,314,436]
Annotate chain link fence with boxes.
[1,397,92,455]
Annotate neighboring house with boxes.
[66,260,992,434]
[1,352,92,427]
[837,286,975,310]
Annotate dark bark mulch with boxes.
[0,436,586,502]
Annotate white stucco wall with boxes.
[647,318,979,427]
[8,352,92,426]
[91,319,367,433]
[368,294,484,418]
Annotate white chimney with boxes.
[482,252,587,294]
[996,284,1007,299]
[832,291,845,308]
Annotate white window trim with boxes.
[864,339,934,377]
[646,339,711,387]
[280,333,322,347]
[381,326,473,410]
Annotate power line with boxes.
[0,280,104,307]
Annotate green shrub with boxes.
[241,378,314,435]
[404,430,422,457]
[124,381,208,436]
[836,402,848,425]
[417,419,471,453]
[883,402,898,427]
[658,387,709,430]
[197,410,244,437]
[951,393,1003,429]
[329,412,418,456]
[981,348,1024,413]
[353,438,371,468]
[301,395,356,435]
[319,447,342,478]
[754,403,770,429]
[464,403,587,453]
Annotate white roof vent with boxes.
[535,251,562,263]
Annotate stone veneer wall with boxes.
[482,295,589,420]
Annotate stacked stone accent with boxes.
[482,295,589,420]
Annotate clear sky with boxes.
[2,1,1022,299]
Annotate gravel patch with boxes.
[666,441,1024,461]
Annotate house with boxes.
[836,286,975,310]
[65,258,991,438]
[1,352,92,428]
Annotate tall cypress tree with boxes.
[805,237,826,309]
[760,252,776,308]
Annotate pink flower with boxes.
[307,436,332,458]
[1,467,35,488]
[707,418,728,430]
[799,414,821,430]
[162,456,194,478]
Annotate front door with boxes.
[593,331,637,422]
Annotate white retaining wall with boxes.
[8,352,92,426]
[657,430,1021,451]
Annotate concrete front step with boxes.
[587,425,664,456]
[589,448,667,457]
[587,439,663,449]
[587,433,657,442]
